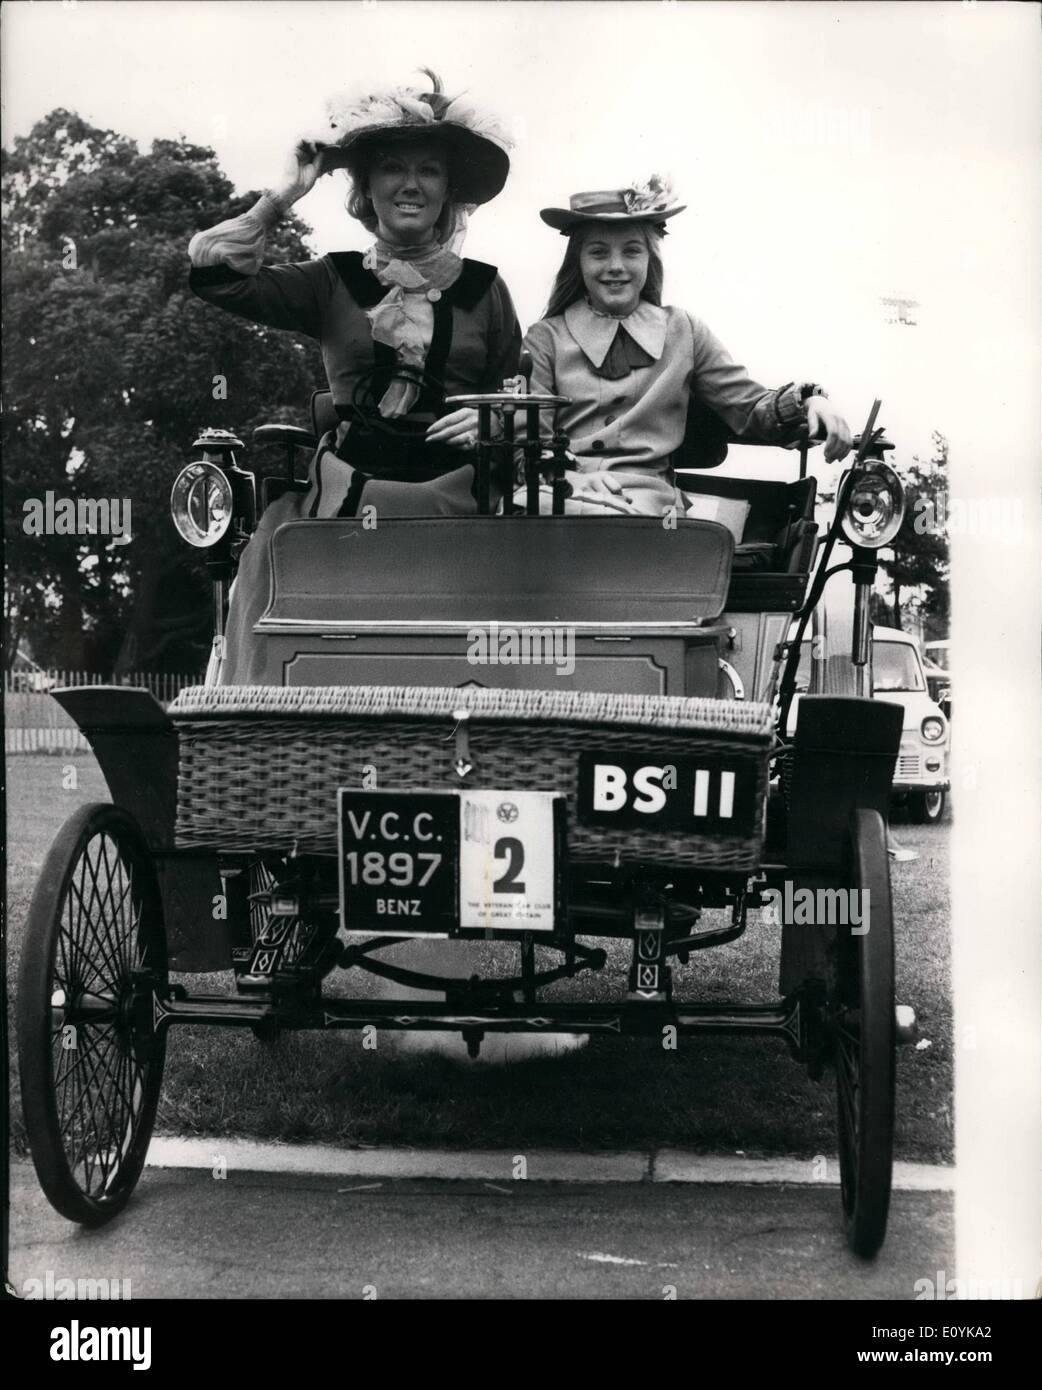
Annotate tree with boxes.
[3,110,325,672]
[877,431,950,634]
[869,592,899,629]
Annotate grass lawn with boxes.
[5,752,953,1161]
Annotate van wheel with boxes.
[908,789,946,824]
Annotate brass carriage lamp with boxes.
[171,430,256,556]
[837,422,905,697]
[839,455,905,550]
[779,403,908,718]
[171,428,257,673]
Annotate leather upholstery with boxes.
[263,515,734,628]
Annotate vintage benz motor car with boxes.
[17,382,919,1257]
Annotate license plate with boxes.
[459,790,560,932]
[576,751,757,835]
[338,789,561,935]
[338,791,460,935]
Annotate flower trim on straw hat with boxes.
[621,173,678,217]
[540,173,686,233]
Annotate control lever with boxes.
[444,384,571,515]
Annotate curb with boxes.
[147,1137,955,1191]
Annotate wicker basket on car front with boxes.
[169,686,773,872]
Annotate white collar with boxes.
[563,299,668,369]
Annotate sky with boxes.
[2,0,1040,1288]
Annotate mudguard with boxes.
[785,695,903,870]
[778,695,903,995]
[52,687,178,846]
[51,687,229,971]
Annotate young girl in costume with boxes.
[522,177,852,517]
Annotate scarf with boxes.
[595,324,657,380]
[363,232,465,417]
[581,299,658,381]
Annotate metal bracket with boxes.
[718,658,745,700]
[628,900,670,1002]
[452,708,473,779]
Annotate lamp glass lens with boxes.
[171,463,233,547]
[840,462,905,547]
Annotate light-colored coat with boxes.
[521,300,808,515]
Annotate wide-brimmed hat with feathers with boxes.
[313,69,512,206]
[540,175,685,233]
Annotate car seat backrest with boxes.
[672,395,734,470]
[675,473,819,612]
[676,474,816,547]
[310,390,338,439]
[264,516,734,628]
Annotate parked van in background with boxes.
[791,627,950,823]
[873,629,949,823]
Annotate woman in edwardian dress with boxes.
[187,70,520,683]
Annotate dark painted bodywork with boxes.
[52,686,229,971]
[50,498,897,976]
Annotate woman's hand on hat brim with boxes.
[273,140,333,208]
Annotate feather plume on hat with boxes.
[312,69,512,207]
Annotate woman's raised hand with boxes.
[272,140,330,208]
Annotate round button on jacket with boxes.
[604,414,616,426]
[591,439,604,452]
[427,287,442,303]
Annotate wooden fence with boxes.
[4,671,204,754]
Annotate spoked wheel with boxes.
[17,804,167,1225]
[832,808,896,1258]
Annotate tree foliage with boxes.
[3,110,325,672]
[877,430,950,637]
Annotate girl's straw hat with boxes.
[541,175,684,233]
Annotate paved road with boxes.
[9,1163,952,1299]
